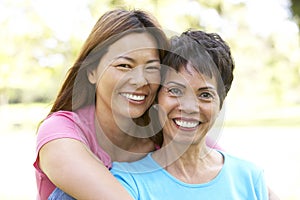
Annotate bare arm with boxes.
[268,187,280,200]
[39,138,134,200]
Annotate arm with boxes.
[268,187,280,200]
[110,163,139,200]
[39,138,134,200]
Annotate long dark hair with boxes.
[50,9,169,114]
[42,9,169,146]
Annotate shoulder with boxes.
[223,152,263,171]
[38,110,78,135]
[39,106,94,133]
[221,151,265,181]
[36,106,95,151]
[220,152,268,198]
[44,106,94,125]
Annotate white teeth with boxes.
[174,120,199,128]
[121,93,145,101]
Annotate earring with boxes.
[152,104,159,110]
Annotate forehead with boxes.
[107,32,158,58]
[163,64,217,88]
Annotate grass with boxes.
[225,116,300,127]
[0,102,51,133]
[224,103,300,127]
[2,102,300,130]
[1,103,300,199]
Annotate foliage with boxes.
[291,0,300,27]
[0,0,299,113]
[0,0,83,104]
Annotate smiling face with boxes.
[157,64,221,145]
[88,32,161,120]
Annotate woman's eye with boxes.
[145,65,161,72]
[117,64,131,69]
[200,92,213,100]
[168,88,183,96]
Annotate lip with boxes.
[172,117,201,131]
[120,92,147,104]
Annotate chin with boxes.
[127,109,147,119]
[131,106,149,116]
[173,134,206,146]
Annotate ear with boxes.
[87,68,97,84]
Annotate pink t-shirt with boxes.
[33,106,111,200]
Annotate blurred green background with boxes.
[0,0,299,199]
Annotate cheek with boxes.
[96,76,116,97]
[149,83,160,95]
[147,74,161,99]
[202,103,220,121]
[147,72,161,85]
[157,105,168,127]
[157,96,167,122]
[157,96,177,118]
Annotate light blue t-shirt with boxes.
[110,151,268,200]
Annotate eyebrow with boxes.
[165,81,216,91]
[198,86,217,93]
[165,81,186,88]
[117,56,160,64]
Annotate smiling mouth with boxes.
[120,93,146,101]
[173,119,200,129]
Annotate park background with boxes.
[0,0,300,199]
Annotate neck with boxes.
[94,105,155,162]
[153,140,223,184]
[153,139,207,167]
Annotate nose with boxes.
[178,94,199,114]
[129,66,148,87]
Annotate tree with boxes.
[291,0,300,28]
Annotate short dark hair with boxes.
[162,30,235,108]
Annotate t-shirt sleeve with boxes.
[34,112,89,171]
[36,112,88,152]
[254,170,269,200]
[110,162,139,200]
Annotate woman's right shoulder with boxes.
[40,110,78,129]
[36,110,81,145]
[36,106,95,149]
[40,105,94,129]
